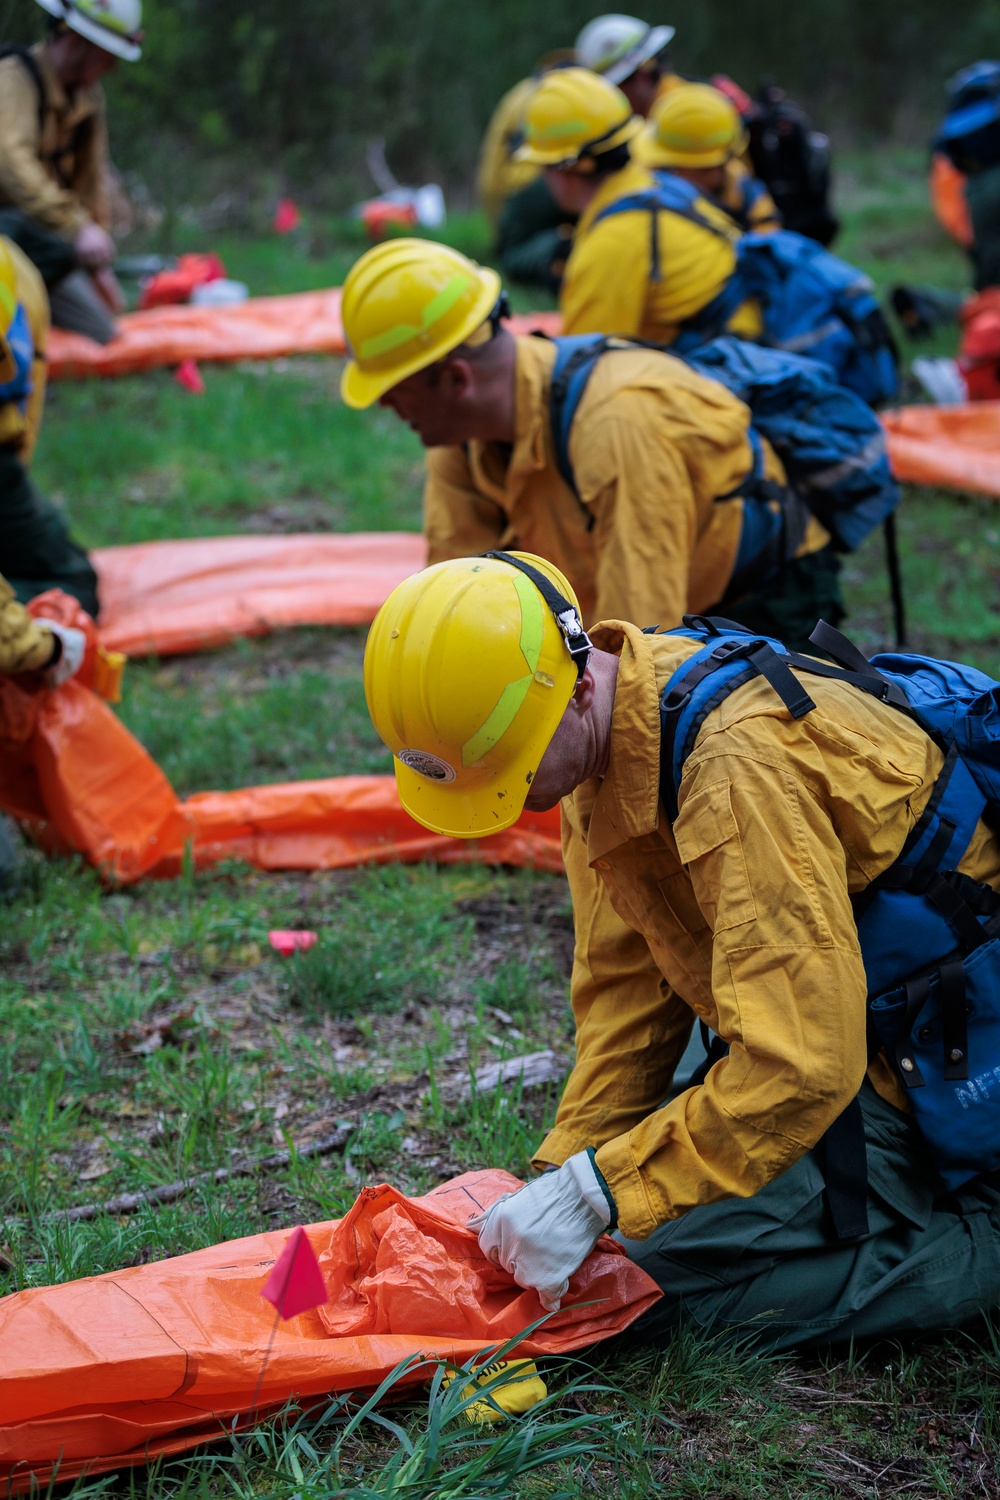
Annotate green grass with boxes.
[4,148,1000,1495]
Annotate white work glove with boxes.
[38,621,87,686]
[469,1150,615,1312]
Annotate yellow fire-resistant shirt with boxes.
[559,156,762,346]
[0,573,54,672]
[476,77,543,227]
[424,334,826,632]
[0,236,48,462]
[0,42,109,235]
[534,622,1000,1241]
[719,160,782,232]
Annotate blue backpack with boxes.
[593,172,900,409]
[548,333,902,630]
[657,614,1000,1225]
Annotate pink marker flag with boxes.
[268,930,318,957]
[261,1226,328,1320]
[174,358,205,395]
[273,198,302,234]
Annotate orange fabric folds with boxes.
[0,673,563,882]
[882,402,1000,497]
[93,533,429,656]
[0,1170,661,1492]
[929,153,973,249]
[47,292,563,379]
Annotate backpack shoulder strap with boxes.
[548,334,620,502]
[0,45,45,136]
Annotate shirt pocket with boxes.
[674,777,757,933]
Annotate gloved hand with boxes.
[469,1150,615,1312]
[38,620,87,687]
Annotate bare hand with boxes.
[74,222,115,270]
[92,266,125,314]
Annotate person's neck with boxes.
[590,650,620,781]
[466,341,518,445]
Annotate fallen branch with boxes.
[6,1124,354,1228]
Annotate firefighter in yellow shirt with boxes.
[635,82,782,232]
[0,0,143,343]
[363,551,1000,1350]
[339,237,841,648]
[513,68,761,346]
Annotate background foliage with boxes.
[4,0,998,202]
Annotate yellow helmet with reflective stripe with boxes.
[340,239,502,410]
[634,82,747,169]
[514,67,640,169]
[364,551,588,838]
[0,238,19,385]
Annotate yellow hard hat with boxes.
[515,67,640,169]
[364,551,590,838]
[0,239,19,385]
[634,82,747,169]
[340,239,502,410]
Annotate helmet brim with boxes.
[515,111,641,168]
[34,0,141,59]
[340,264,502,410]
[602,24,675,85]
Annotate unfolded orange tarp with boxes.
[881,402,1000,497]
[0,671,563,883]
[93,533,428,656]
[47,291,562,379]
[0,1169,660,1493]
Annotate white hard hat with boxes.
[575,14,675,86]
[34,0,142,61]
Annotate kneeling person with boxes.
[340,238,842,648]
[364,552,1000,1350]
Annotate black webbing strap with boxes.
[812,1095,870,1240]
[897,974,930,1087]
[940,957,970,1081]
[883,512,908,650]
[481,550,592,680]
[746,643,817,718]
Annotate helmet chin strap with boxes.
[481,551,592,681]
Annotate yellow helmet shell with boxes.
[514,67,640,169]
[634,82,747,169]
[340,239,501,410]
[364,553,582,838]
[0,238,19,385]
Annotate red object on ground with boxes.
[929,153,973,249]
[957,288,1000,401]
[92,532,428,656]
[173,357,205,394]
[261,1226,329,1319]
[0,1170,660,1493]
[138,253,226,311]
[882,401,1000,497]
[0,665,564,883]
[268,930,319,956]
[46,289,562,379]
[361,199,418,238]
[273,197,302,234]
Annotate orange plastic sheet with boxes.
[881,402,1000,497]
[93,533,428,656]
[47,291,563,379]
[0,1169,660,1493]
[929,153,973,249]
[0,673,563,883]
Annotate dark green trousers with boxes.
[619,1083,1000,1353]
[721,546,845,656]
[0,445,99,617]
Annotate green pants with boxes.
[619,1083,1000,1353]
[497,177,576,296]
[0,446,99,617]
[721,546,845,656]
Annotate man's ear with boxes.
[441,357,474,397]
[571,666,597,713]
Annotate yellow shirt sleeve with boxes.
[534,790,694,1169]
[0,574,54,673]
[595,733,872,1240]
[0,58,90,234]
[423,445,510,564]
